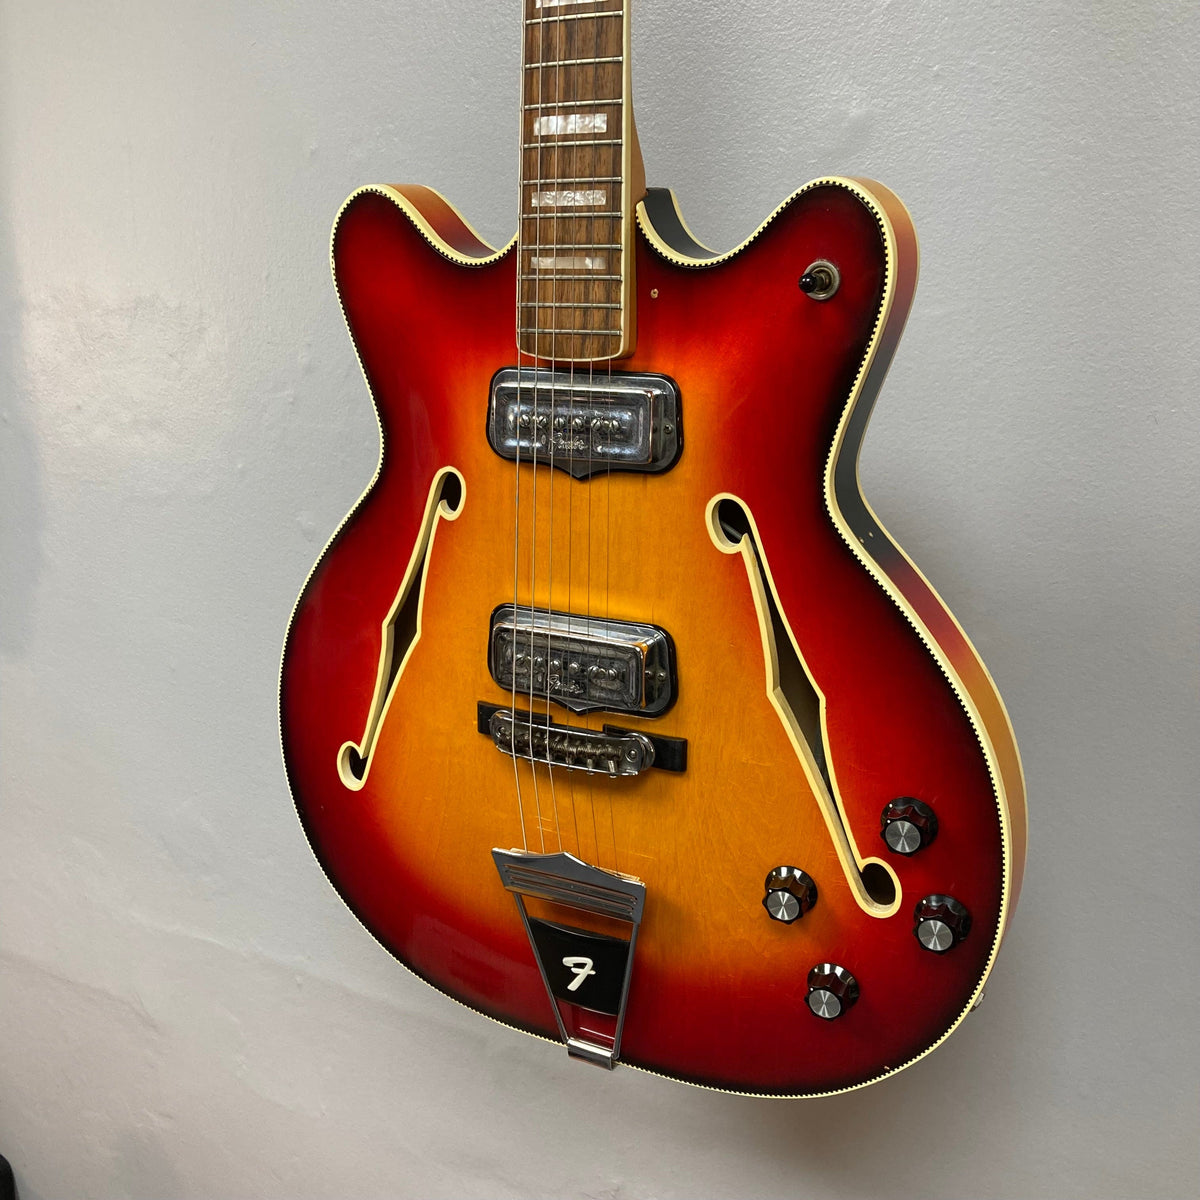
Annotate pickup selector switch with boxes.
[762,866,818,923]
[914,894,971,953]
[806,963,858,1019]
[798,260,840,300]
[881,796,939,855]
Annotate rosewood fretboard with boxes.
[518,0,640,361]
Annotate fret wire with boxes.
[519,273,622,280]
[519,301,623,310]
[525,12,622,25]
[523,140,621,149]
[524,56,622,68]
[525,176,622,183]
[523,99,623,110]
[524,243,622,250]
[518,327,622,335]
[522,211,622,218]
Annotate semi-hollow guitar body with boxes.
[280,3,1026,1098]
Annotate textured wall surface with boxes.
[1,1,1197,1197]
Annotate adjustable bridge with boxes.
[492,848,646,1069]
[487,707,654,776]
[477,702,687,776]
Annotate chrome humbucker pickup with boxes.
[487,367,681,479]
[489,605,676,716]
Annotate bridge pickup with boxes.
[487,367,681,479]
[489,605,676,717]
[477,703,687,774]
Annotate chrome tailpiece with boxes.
[492,849,646,1069]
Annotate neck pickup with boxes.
[487,367,680,479]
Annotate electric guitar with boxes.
[280,0,1027,1096]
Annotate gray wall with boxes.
[1,1,1197,1197]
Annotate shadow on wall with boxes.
[0,123,45,664]
[636,955,1032,1200]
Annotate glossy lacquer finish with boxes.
[280,179,1026,1095]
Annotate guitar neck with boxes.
[517,0,644,362]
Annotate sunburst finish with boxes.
[279,169,1026,1094]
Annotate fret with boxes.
[523,139,622,149]
[524,56,623,69]
[526,176,622,184]
[524,220,620,232]
[523,211,622,218]
[519,273,622,281]
[519,301,623,310]
[518,328,622,336]
[524,243,622,250]
[526,12,622,25]
[524,98,623,110]
[524,244,619,260]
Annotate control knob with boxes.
[806,963,859,1020]
[880,796,938,855]
[762,866,818,924]
[914,894,971,953]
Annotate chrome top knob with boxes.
[762,866,818,924]
[806,963,858,1020]
[881,796,938,855]
[914,894,971,953]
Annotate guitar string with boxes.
[543,0,563,854]
[562,6,581,861]
[584,7,600,869]
[527,1,547,854]
[549,2,571,864]
[602,6,618,874]
[517,2,623,867]
[510,0,531,853]
[518,1,542,853]
[575,2,618,871]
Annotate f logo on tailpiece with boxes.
[492,848,646,1068]
[562,956,597,991]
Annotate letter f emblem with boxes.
[562,955,597,992]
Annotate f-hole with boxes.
[860,861,895,907]
[717,500,830,794]
[338,468,465,790]
[710,495,899,914]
